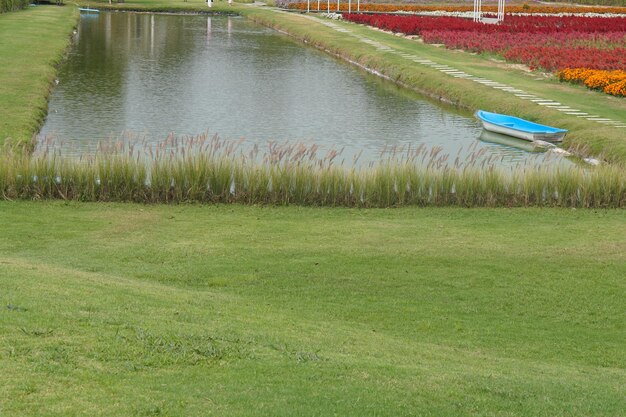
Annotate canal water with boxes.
[38,12,569,167]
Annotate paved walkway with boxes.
[289,11,626,129]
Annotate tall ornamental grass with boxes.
[2,134,625,208]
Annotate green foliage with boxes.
[0,0,30,13]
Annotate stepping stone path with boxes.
[290,11,626,129]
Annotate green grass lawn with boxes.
[1,202,624,416]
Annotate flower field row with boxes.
[558,68,626,96]
[342,13,626,95]
[419,31,626,71]
[343,14,626,35]
[281,1,626,15]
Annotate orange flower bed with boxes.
[605,79,626,96]
[287,2,626,15]
[558,68,626,97]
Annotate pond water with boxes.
[38,12,570,168]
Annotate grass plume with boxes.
[2,133,625,208]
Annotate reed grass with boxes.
[2,134,625,207]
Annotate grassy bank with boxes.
[1,201,625,416]
[0,5,77,147]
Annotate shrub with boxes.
[1,0,31,13]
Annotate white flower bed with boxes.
[320,12,343,20]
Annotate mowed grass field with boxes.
[1,202,624,416]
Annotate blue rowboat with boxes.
[475,110,567,142]
[79,7,100,13]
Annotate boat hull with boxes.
[475,110,567,143]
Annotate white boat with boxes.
[475,110,567,142]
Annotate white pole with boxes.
[357,0,360,12]
[327,0,330,13]
[348,0,351,13]
[307,0,310,12]
[207,0,212,8]
[317,0,320,11]
[337,0,339,12]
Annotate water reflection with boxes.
[39,12,571,168]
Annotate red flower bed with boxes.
[503,45,626,71]
[343,14,626,72]
[344,14,626,35]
